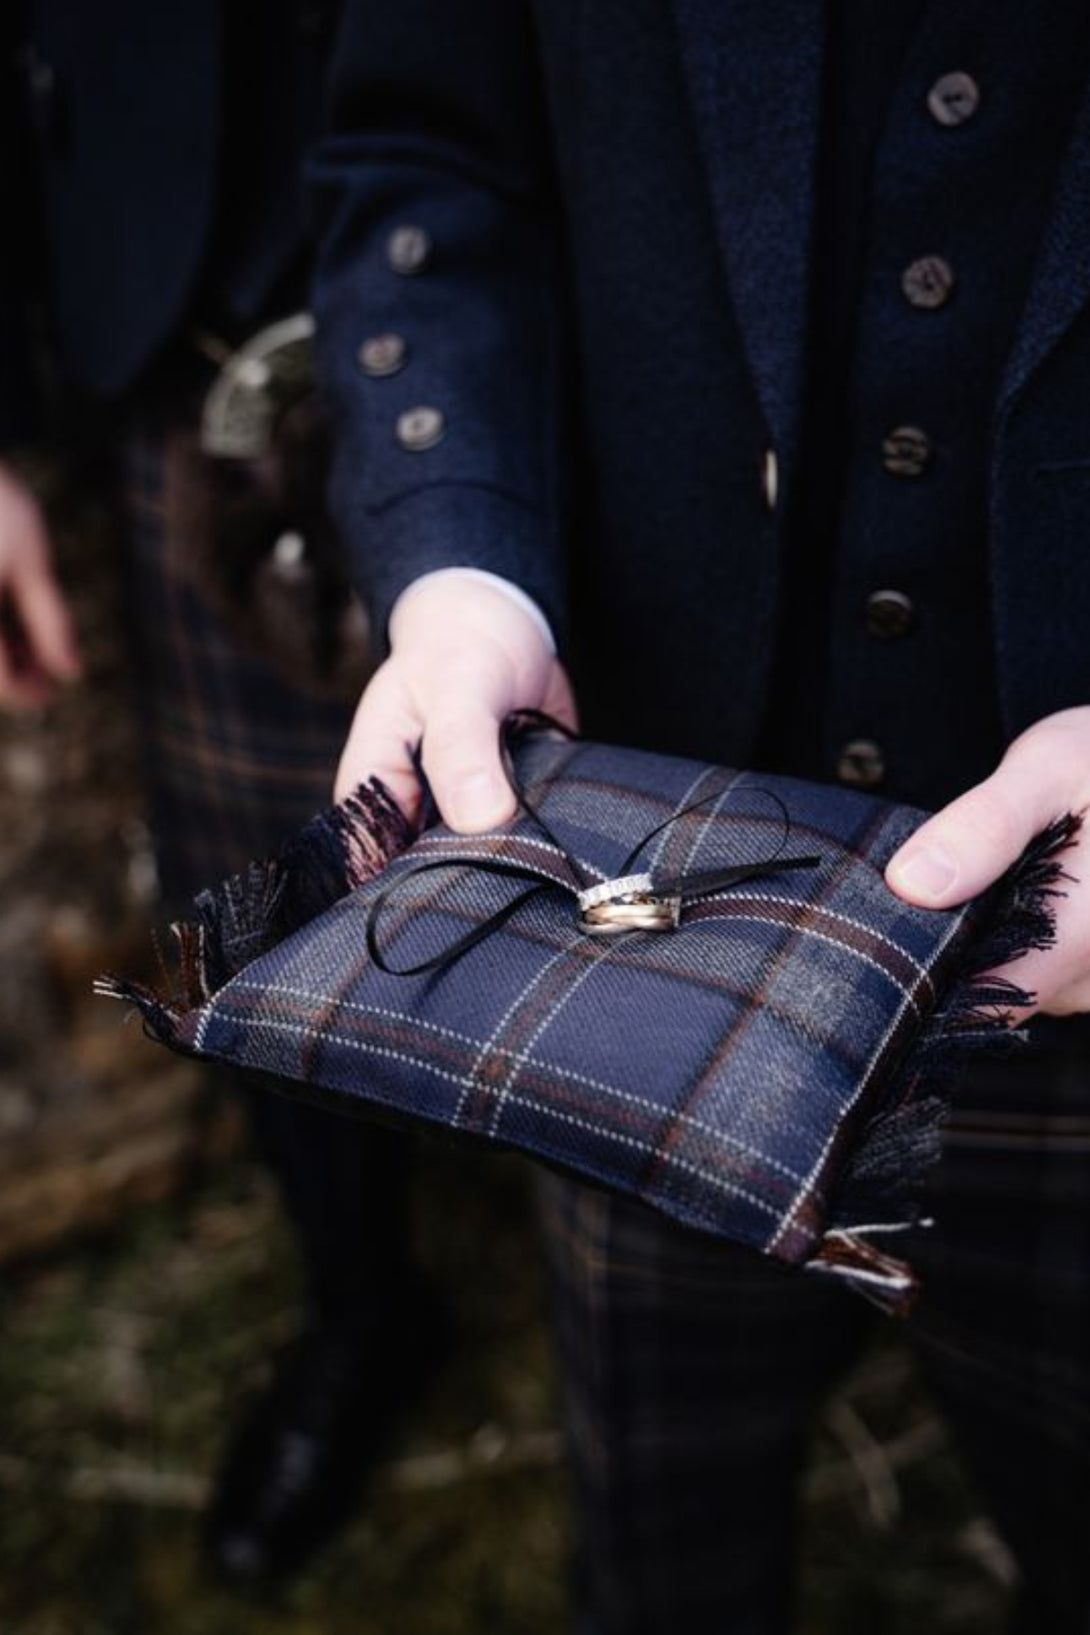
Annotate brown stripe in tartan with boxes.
[146,728,338,790]
[399,830,587,888]
[549,765,922,867]
[684,893,934,1007]
[539,1092,1090,1629]
[123,415,354,894]
[238,770,927,1216]
[489,1053,810,1187]
[229,977,486,1084]
[453,930,621,1134]
[645,795,899,1252]
[370,843,883,1041]
[220,967,850,1188]
[368,785,930,1019]
[367,849,575,978]
[379,885,871,1157]
[943,1110,1090,1149]
[770,899,972,1259]
[635,764,746,881]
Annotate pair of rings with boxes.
[576,873,681,936]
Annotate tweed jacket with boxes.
[309,0,1090,802]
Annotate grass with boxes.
[0,1138,1012,1634]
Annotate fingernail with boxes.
[446,772,510,832]
[888,844,959,904]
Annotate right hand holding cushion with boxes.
[333,571,577,832]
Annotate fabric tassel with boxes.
[808,1227,920,1314]
[824,809,1081,1277]
[94,777,414,1038]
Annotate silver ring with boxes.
[576,873,654,912]
[578,895,682,936]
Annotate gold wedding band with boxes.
[578,896,681,936]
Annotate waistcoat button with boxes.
[396,406,446,450]
[901,255,956,309]
[865,589,915,639]
[837,740,886,789]
[927,71,982,128]
[881,425,932,477]
[358,333,408,377]
[387,225,433,275]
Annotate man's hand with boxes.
[334,573,576,831]
[0,463,81,707]
[885,708,1090,1016]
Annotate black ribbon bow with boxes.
[366,713,821,976]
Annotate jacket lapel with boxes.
[998,76,1090,418]
[669,0,824,474]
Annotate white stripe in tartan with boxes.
[694,894,932,1014]
[210,1007,790,1227]
[228,977,812,1184]
[471,765,747,1142]
[412,831,603,877]
[703,889,938,993]
[768,910,965,1254]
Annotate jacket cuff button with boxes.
[396,406,446,451]
[387,225,433,275]
[359,333,408,377]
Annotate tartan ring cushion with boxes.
[99,714,1078,1312]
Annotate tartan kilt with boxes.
[118,384,361,903]
[539,1013,1090,1634]
[115,373,413,1326]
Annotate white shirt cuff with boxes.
[390,568,557,655]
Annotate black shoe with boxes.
[203,1314,436,1587]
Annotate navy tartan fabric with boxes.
[118,392,419,1328]
[121,394,359,902]
[116,726,1047,1309]
[539,1014,1090,1633]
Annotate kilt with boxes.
[118,379,360,902]
[116,371,412,1323]
[540,1013,1090,1633]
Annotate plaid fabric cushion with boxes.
[100,719,1075,1311]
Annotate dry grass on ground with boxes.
[0,1139,1013,1635]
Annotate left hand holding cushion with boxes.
[886,707,1090,1017]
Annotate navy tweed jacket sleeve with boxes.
[307,0,568,644]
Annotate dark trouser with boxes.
[118,382,412,1333]
[540,1017,1090,1634]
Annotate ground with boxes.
[0,1142,1014,1635]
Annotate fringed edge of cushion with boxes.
[94,778,414,1046]
[809,809,1082,1315]
[805,1225,921,1315]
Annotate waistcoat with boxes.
[773,0,1090,809]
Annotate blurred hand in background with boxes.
[0,462,81,708]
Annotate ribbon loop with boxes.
[365,718,822,976]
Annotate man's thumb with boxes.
[885,764,1053,909]
[422,705,517,834]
